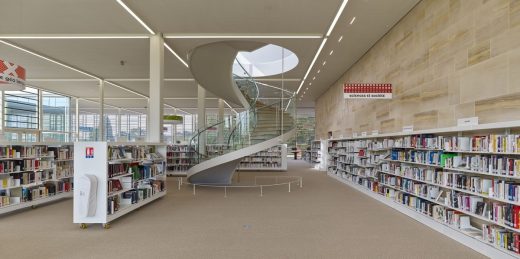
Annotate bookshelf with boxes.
[73,142,167,229]
[0,143,73,215]
[326,122,520,259]
[206,144,229,158]
[237,144,287,171]
[311,140,326,171]
[166,144,195,176]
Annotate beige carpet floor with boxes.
[0,160,486,259]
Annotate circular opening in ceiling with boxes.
[233,44,298,77]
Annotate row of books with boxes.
[385,164,520,203]
[50,147,73,160]
[444,154,520,177]
[166,164,191,172]
[1,171,55,188]
[0,146,48,158]
[167,152,193,158]
[0,160,53,174]
[108,145,152,161]
[241,157,282,163]
[166,158,192,165]
[167,145,191,152]
[390,150,442,165]
[107,180,165,215]
[238,162,281,168]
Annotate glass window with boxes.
[41,91,70,142]
[104,114,117,142]
[4,87,38,129]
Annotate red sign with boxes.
[344,83,392,99]
[0,59,26,90]
[85,147,94,159]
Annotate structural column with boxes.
[217,99,225,144]
[99,80,105,141]
[75,98,79,141]
[197,85,206,154]
[148,34,164,142]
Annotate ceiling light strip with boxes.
[326,0,350,36]
[116,0,155,35]
[164,34,322,39]
[27,78,98,82]
[0,40,101,80]
[164,43,189,67]
[0,34,149,39]
[164,103,191,115]
[296,37,327,94]
[104,80,149,99]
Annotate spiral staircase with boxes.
[186,41,296,185]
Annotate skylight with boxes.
[233,44,299,77]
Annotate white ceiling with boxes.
[0,0,419,111]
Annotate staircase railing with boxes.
[188,58,296,165]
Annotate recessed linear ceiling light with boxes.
[338,35,343,42]
[317,70,321,73]
[164,34,322,39]
[296,37,327,94]
[0,34,149,39]
[0,40,100,80]
[163,43,189,67]
[329,50,334,55]
[312,76,316,80]
[297,0,349,94]
[104,81,148,99]
[326,0,350,36]
[116,0,155,35]
[350,16,356,25]
[164,103,190,114]
[323,61,327,66]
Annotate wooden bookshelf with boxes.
[326,122,520,259]
[0,142,73,215]
[73,142,166,229]
[237,144,287,171]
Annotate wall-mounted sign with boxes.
[0,59,26,91]
[457,117,479,126]
[402,125,414,133]
[85,147,94,159]
[344,83,392,99]
[163,115,183,124]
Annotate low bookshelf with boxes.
[327,121,520,259]
[237,144,287,171]
[73,142,166,229]
[166,144,194,176]
[0,142,73,215]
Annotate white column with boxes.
[217,98,224,144]
[117,108,121,140]
[38,90,43,142]
[197,85,206,154]
[99,80,105,141]
[148,34,164,143]
[75,98,79,141]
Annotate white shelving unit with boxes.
[326,121,520,258]
[73,142,167,229]
[237,144,287,171]
[166,144,195,176]
[311,140,326,171]
[0,142,74,215]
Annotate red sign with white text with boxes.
[344,83,392,99]
[0,59,26,90]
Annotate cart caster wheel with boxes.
[103,223,110,229]
[80,223,87,229]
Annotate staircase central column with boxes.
[197,84,206,155]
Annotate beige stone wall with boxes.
[315,0,520,139]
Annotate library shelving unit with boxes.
[0,142,74,215]
[326,121,520,259]
[73,142,167,229]
[206,144,229,159]
[237,144,288,171]
[166,144,195,176]
[311,140,327,171]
